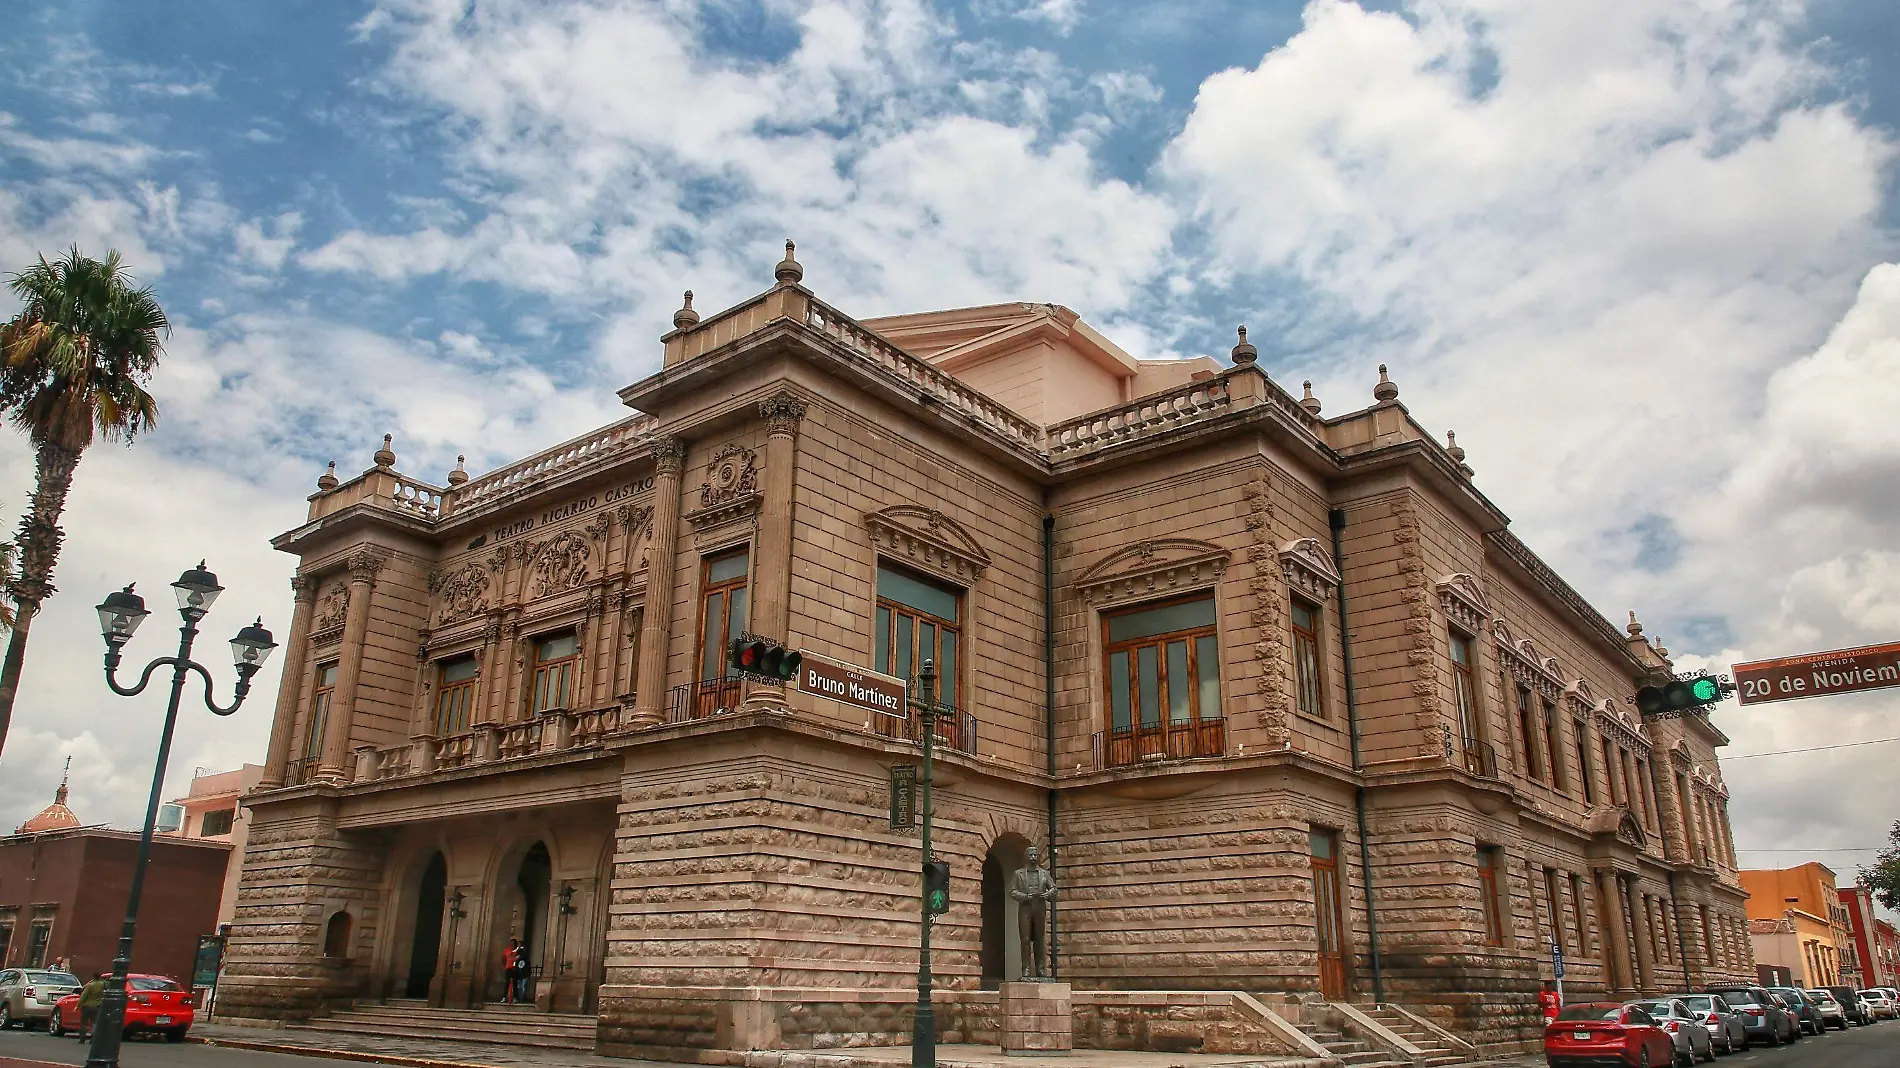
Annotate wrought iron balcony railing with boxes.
[872,705,978,755]
[666,677,745,723]
[1092,718,1226,769]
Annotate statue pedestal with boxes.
[999,981,1071,1055]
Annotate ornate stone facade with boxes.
[225,260,1752,1061]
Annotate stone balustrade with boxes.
[1047,376,1233,460]
[387,474,443,519]
[804,299,1046,454]
[440,414,654,516]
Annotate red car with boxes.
[1545,1001,1676,1068]
[47,975,194,1043]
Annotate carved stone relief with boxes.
[313,583,350,637]
[701,443,758,509]
[435,563,492,626]
[530,532,591,600]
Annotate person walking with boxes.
[500,939,520,1005]
[510,940,533,1005]
[78,972,108,1039]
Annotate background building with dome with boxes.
[0,762,230,981]
[220,245,1753,1060]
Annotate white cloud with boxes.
[233,211,303,271]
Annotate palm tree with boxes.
[0,247,165,759]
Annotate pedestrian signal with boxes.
[1636,675,1727,717]
[729,637,803,681]
[923,860,950,915]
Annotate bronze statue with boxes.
[1010,845,1056,979]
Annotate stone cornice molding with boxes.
[1278,536,1340,599]
[1492,620,1565,701]
[685,491,762,543]
[1595,700,1650,751]
[759,391,809,436]
[865,504,991,583]
[1075,537,1228,606]
[1436,573,1490,633]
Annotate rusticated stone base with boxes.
[999,982,1071,1054]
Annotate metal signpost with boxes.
[1551,941,1565,1006]
[912,659,943,1068]
[1733,639,1900,706]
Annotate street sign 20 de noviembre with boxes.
[1732,639,1900,706]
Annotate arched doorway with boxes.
[980,835,1029,988]
[490,841,553,1004]
[517,842,552,981]
[405,852,447,998]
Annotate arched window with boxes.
[323,910,353,958]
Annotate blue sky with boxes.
[1,0,1898,892]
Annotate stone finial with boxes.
[1653,635,1668,659]
[1627,610,1643,638]
[1230,325,1257,365]
[1445,430,1465,463]
[447,454,469,486]
[1373,364,1399,402]
[672,289,700,330]
[1300,380,1321,415]
[317,460,339,491]
[374,434,397,468]
[774,239,804,284]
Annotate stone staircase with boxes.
[1295,1022,1410,1068]
[302,1001,597,1051]
[1361,1004,1473,1067]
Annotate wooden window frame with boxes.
[1543,866,1564,952]
[25,920,53,968]
[695,548,750,683]
[1570,872,1590,957]
[433,655,480,736]
[1449,630,1482,756]
[300,661,340,774]
[1576,717,1597,804]
[1309,827,1349,998]
[875,561,964,708]
[528,632,580,715]
[1289,595,1325,720]
[200,808,236,837]
[1542,699,1565,792]
[1477,845,1506,948]
[1101,591,1222,732]
[1515,683,1542,782]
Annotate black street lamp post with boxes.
[911,657,942,1068]
[86,563,276,1068]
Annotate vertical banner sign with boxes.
[889,764,917,831]
[1732,639,1900,706]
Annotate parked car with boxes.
[1861,989,1898,1020]
[1632,998,1715,1065]
[1545,1002,1677,1068]
[1704,985,1795,1047]
[1821,985,1872,1026]
[0,969,81,1030]
[1770,987,1826,1035]
[1806,987,1851,1029]
[47,975,193,1042]
[1677,993,1748,1054]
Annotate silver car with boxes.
[1634,998,1715,1064]
[0,968,82,1029]
[1861,989,1898,1020]
[1808,988,1849,1030]
[1678,993,1748,1054]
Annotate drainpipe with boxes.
[1331,507,1385,1005]
[1044,513,1061,978]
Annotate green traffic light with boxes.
[1690,677,1719,703]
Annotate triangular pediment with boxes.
[864,504,991,582]
[1437,573,1491,632]
[1584,805,1649,851]
[1280,537,1340,598]
[1076,538,1229,606]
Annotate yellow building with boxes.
[1740,863,1855,987]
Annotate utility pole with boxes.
[911,658,940,1068]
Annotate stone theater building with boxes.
[222,245,1754,1059]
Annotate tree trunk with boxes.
[0,441,82,761]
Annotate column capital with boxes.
[346,549,388,584]
[650,435,687,477]
[760,391,809,436]
[290,573,318,601]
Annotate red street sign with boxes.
[1732,640,1900,706]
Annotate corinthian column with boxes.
[317,549,385,781]
[745,391,807,711]
[631,437,686,727]
[258,575,318,787]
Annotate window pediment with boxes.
[1076,538,1229,606]
[1279,537,1340,598]
[1437,573,1490,632]
[864,504,990,582]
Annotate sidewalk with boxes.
[192,1021,1546,1068]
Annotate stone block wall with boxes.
[217,796,389,1021]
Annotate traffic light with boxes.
[1636,675,1726,717]
[729,637,803,681]
[923,860,950,915]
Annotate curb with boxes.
[191,1035,507,1068]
